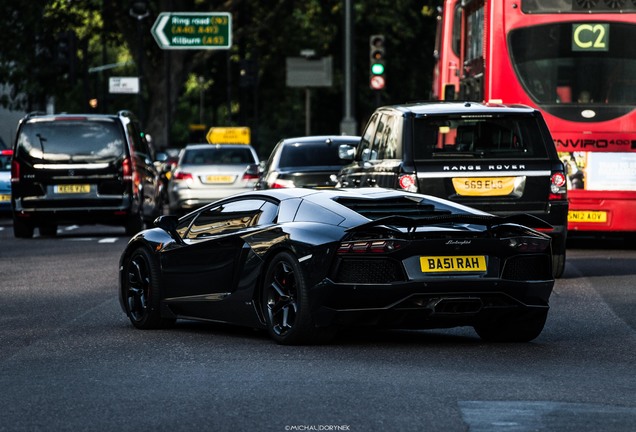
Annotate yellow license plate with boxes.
[205,175,235,184]
[452,177,516,196]
[420,255,487,273]
[55,184,90,193]
[0,194,10,202]
[568,210,608,223]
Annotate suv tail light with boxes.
[549,171,567,200]
[398,174,418,192]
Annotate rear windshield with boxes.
[17,119,124,163]
[279,142,351,168]
[412,115,548,159]
[181,147,256,165]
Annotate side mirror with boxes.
[338,144,355,161]
[154,215,184,244]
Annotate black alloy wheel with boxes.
[262,252,333,345]
[123,247,174,329]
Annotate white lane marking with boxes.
[98,238,119,243]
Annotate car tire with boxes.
[39,224,58,237]
[125,211,145,236]
[13,216,34,238]
[474,310,548,343]
[122,246,175,330]
[261,251,334,345]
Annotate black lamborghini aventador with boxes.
[118,188,555,344]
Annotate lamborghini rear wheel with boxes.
[262,251,333,345]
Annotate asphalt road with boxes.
[0,218,635,432]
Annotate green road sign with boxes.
[151,12,232,50]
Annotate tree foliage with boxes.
[0,0,438,157]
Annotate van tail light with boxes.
[11,159,20,183]
[549,171,567,200]
[122,157,133,181]
[398,174,418,192]
[123,157,141,193]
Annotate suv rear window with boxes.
[412,115,548,159]
[17,119,124,163]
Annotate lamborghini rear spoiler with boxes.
[347,213,553,232]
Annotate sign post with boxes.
[151,12,232,50]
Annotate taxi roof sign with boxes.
[206,127,251,144]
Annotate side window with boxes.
[127,122,150,160]
[369,114,386,161]
[377,115,398,159]
[185,199,278,239]
[358,113,378,162]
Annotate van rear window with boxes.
[17,120,124,163]
[412,115,548,159]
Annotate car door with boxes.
[160,198,276,320]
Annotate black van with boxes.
[337,102,568,277]
[11,111,161,238]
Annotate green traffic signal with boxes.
[371,63,385,75]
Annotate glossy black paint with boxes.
[119,188,555,344]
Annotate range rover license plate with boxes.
[55,184,90,193]
[420,255,487,273]
[452,177,516,196]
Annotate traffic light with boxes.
[369,34,386,90]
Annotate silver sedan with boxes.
[168,144,260,214]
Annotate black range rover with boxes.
[337,102,568,277]
[11,111,161,238]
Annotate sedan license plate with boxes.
[0,193,10,202]
[55,184,90,194]
[568,210,607,223]
[452,177,516,196]
[204,175,235,184]
[420,255,487,273]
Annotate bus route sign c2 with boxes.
[151,12,232,50]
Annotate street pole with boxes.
[129,3,149,125]
[340,0,357,135]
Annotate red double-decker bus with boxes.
[434,0,636,235]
